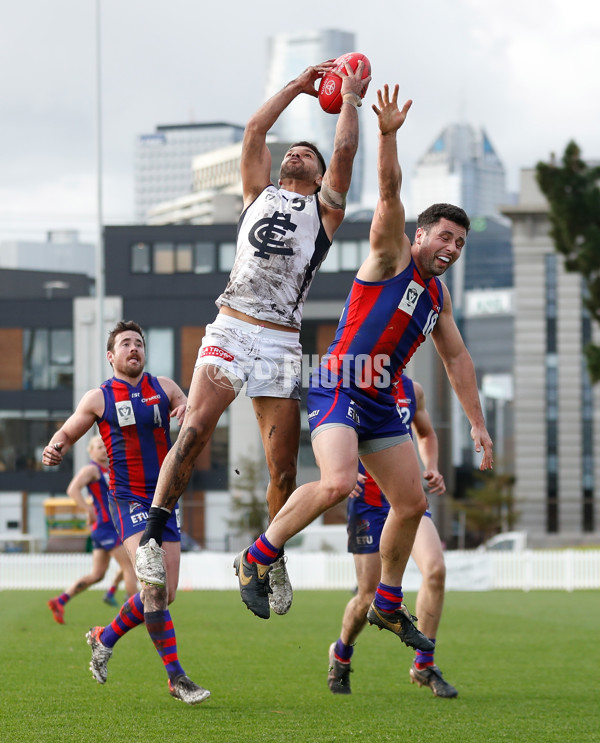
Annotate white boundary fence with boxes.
[1,549,600,591]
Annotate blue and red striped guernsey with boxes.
[87,462,111,527]
[97,373,171,500]
[318,258,443,404]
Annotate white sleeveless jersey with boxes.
[216,185,331,329]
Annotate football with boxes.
[318,52,371,114]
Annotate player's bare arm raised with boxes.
[240,61,336,206]
[359,84,413,283]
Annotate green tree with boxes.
[536,141,600,381]
[454,470,518,545]
[227,454,269,542]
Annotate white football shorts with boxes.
[195,313,302,399]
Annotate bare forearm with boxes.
[416,433,439,474]
[444,352,485,428]
[246,80,304,136]
[377,132,402,200]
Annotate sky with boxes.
[1,0,599,247]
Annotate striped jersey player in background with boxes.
[46,435,136,624]
[42,320,209,705]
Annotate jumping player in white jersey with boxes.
[135,59,371,617]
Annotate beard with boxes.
[279,159,311,181]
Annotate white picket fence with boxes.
[1,549,600,592]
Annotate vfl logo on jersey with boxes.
[116,401,136,427]
[398,280,425,315]
[249,211,297,259]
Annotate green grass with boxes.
[1,590,599,743]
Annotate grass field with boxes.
[1,589,599,743]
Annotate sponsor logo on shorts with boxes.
[356,518,370,534]
[201,346,234,362]
[356,535,374,545]
[346,405,360,424]
[307,409,320,420]
[131,511,149,525]
[129,502,143,514]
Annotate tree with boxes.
[536,141,600,382]
[454,470,518,546]
[227,454,269,542]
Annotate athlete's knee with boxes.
[269,461,297,495]
[320,475,356,508]
[423,557,446,590]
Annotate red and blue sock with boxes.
[374,582,404,613]
[247,534,280,566]
[415,638,436,668]
[145,609,185,680]
[100,592,145,648]
[334,638,353,663]
[56,592,70,607]
[104,585,117,599]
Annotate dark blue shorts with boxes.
[90,520,122,551]
[307,383,410,454]
[109,492,181,543]
[347,496,432,554]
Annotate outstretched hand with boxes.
[296,60,337,97]
[372,84,412,135]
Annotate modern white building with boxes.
[411,123,507,219]
[265,29,364,205]
[502,169,600,545]
[146,140,293,225]
[134,123,245,222]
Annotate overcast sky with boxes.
[1,0,598,246]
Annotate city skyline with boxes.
[1,0,598,246]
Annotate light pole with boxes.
[95,0,105,384]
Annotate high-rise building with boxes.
[503,169,600,545]
[410,123,507,218]
[265,29,364,205]
[134,123,245,222]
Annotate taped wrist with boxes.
[342,92,362,108]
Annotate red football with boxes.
[318,52,371,114]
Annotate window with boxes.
[23,329,73,390]
[340,241,360,271]
[194,242,215,274]
[0,414,72,472]
[146,328,174,379]
[320,242,340,272]
[154,242,175,274]
[131,242,151,273]
[218,242,237,272]
[175,243,193,273]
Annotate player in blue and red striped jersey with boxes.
[328,376,457,698]
[42,321,209,705]
[235,85,493,636]
[47,435,137,624]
